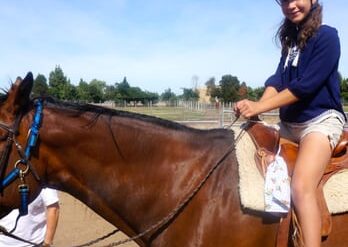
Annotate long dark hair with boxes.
[276,2,323,54]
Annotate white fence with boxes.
[96,101,348,128]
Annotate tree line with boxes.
[33,66,159,105]
[30,65,348,105]
[33,66,203,105]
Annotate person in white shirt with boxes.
[0,188,60,247]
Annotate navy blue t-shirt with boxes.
[265,25,344,123]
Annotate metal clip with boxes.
[14,160,29,177]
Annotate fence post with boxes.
[220,104,224,128]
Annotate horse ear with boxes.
[6,72,34,114]
[17,72,34,99]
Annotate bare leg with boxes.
[291,132,331,247]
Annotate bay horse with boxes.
[1,73,348,247]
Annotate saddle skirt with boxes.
[234,123,348,215]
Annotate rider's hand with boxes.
[233,102,241,117]
[234,99,260,118]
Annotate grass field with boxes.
[113,106,222,121]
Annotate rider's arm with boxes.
[43,202,60,246]
[235,88,298,118]
[259,86,279,102]
[257,88,298,113]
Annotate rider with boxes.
[234,0,345,246]
[0,188,60,247]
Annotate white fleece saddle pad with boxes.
[233,126,348,214]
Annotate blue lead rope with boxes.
[18,184,29,215]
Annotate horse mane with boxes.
[40,97,210,132]
[1,90,229,136]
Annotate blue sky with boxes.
[1,0,347,94]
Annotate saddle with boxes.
[245,119,348,247]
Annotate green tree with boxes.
[117,77,131,99]
[219,75,240,102]
[181,88,199,101]
[104,85,118,101]
[145,91,159,105]
[247,86,265,100]
[48,66,74,100]
[205,77,221,102]
[161,88,177,106]
[341,77,348,102]
[66,84,78,100]
[76,79,91,102]
[88,79,106,103]
[205,77,215,94]
[112,77,159,105]
[32,74,49,97]
[127,87,144,105]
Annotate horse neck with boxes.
[36,106,232,239]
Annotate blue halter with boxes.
[1,99,43,215]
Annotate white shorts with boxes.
[278,111,345,150]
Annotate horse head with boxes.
[0,72,33,123]
[0,72,41,218]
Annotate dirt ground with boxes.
[54,192,138,247]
